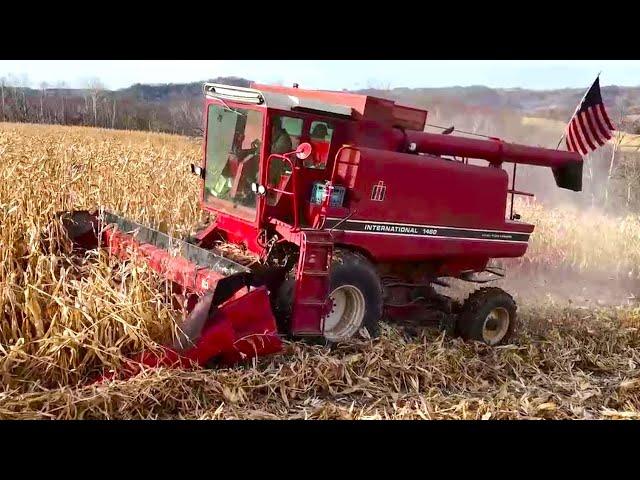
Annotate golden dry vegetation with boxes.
[521,116,640,152]
[509,198,640,279]
[0,122,638,419]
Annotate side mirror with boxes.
[190,163,205,179]
[295,142,313,160]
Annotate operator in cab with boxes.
[211,120,264,206]
[271,117,293,155]
[311,122,328,140]
[268,116,293,186]
[306,123,329,168]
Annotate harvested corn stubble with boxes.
[0,123,638,419]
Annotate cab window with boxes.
[267,115,303,204]
[271,115,303,154]
[203,104,263,214]
[305,121,333,169]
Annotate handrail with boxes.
[321,145,361,225]
[331,145,359,184]
[265,153,300,230]
[507,189,535,197]
[508,162,535,220]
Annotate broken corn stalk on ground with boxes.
[0,122,638,419]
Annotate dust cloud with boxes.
[428,108,640,309]
[439,268,639,310]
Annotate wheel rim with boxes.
[323,285,366,341]
[482,307,510,345]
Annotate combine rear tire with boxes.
[456,287,516,346]
[274,249,383,342]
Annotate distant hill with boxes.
[11,76,640,119]
[117,77,251,102]
[3,76,640,135]
[353,85,640,122]
[111,79,640,128]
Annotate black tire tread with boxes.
[330,248,383,339]
[274,247,383,341]
[456,287,517,345]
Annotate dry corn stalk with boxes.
[0,122,638,419]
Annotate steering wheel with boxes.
[237,140,261,164]
[231,140,261,161]
[240,150,260,166]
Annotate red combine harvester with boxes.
[62,82,583,373]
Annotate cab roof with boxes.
[203,82,428,131]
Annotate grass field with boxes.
[0,122,638,419]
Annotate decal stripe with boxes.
[324,218,531,243]
[326,218,530,235]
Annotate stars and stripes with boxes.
[564,76,615,155]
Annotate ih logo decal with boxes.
[371,181,387,201]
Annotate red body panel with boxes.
[333,234,527,265]
[105,228,226,293]
[203,213,263,254]
[322,147,533,269]
[340,148,510,229]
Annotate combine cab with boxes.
[61,82,584,375]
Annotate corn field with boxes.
[0,122,638,419]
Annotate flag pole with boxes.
[555,72,602,150]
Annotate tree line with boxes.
[0,76,252,136]
[2,74,639,213]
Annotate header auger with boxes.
[60,82,583,377]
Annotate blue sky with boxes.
[0,60,638,90]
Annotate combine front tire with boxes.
[274,249,383,342]
[456,287,517,346]
[323,249,382,342]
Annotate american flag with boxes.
[564,76,615,155]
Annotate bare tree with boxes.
[56,81,67,125]
[612,148,640,209]
[87,78,104,127]
[15,74,30,121]
[605,132,623,207]
[0,77,5,121]
[604,100,629,208]
[39,81,48,122]
[83,92,90,121]
[111,94,117,129]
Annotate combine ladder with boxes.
[290,229,334,337]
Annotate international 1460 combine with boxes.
[61,82,584,372]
